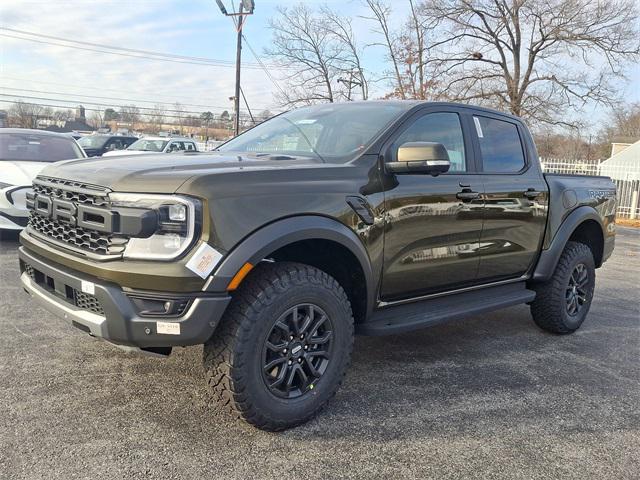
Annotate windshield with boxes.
[217,103,408,163]
[127,139,168,152]
[0,132,84,162]
[78,136,108,148]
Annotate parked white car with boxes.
[0,129,86,231]
[102,136,198,156]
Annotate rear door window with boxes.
[474,116,526,173]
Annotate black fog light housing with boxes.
[128,294,191,317]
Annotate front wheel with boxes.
[530,241,596,334]
[203,262,354,431]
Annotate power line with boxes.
[0,32,272,70]
[242,34,288,99]
[0,27,280,69]
[0,98,259,122]
[0,76,283,112]
[0,86,273,112]
[0,93,259,119]
[0,93,208,115]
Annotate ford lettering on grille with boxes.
[27,193,115,233]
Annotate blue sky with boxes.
[1,0,638,130]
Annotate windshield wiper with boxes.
[246,152,297,160]
[278,117,326,163]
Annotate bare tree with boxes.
[119,104,140,128]
[52,108,74,124]
[174,102,185,134]
[595,102,640,157]
[266,4,349,106]
[8,101,43,128]
[88,110,104,129]
[418,0,640,127]
[147,104,165,133]
[321,6,369,100]
[362,0,407,99]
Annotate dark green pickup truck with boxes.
[18,101,616,430]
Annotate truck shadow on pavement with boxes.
[148,298,632,441]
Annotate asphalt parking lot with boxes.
[1,228,638,480]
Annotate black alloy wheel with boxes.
[262,303,334,399]
[566,263,589,316]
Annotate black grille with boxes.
[28,177,128,257]
[73,290,105,315]
[29,214,127,256]
[32,177,109,206]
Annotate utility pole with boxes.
[215,0,255,136]
[337,71,362,101]
[233,3,243,136]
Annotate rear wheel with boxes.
[530,241,595,334]
[203,262,353,431]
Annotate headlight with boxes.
[108,193,201,260]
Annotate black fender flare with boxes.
[532,206,605,282]
[206,215,376,314]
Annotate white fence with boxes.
[540,158,640,219]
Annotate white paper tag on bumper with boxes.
[81,280,95,295]
[157,321,180,335]
[185,243,223,279]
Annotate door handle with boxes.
[456,190,480,201]
[524,189,542,199]
[459,181,471,188]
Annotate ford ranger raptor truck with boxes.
[18,102,616,431]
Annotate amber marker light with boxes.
[227,262,254,291]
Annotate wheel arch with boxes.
[532,206,605,282]
[207,216,376,320]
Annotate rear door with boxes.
[471,114,548,282]
[380,106,485,301]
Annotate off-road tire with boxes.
[530,241,595,334]
[203,261,354,431]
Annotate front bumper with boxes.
[19,246,232,349]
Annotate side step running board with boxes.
[357,282,536,336]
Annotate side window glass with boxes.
[185,142,195,151]
[393,112,466,172]
[474,116,525,172]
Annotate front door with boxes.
[380,109,484,301]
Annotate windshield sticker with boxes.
[473,117,484,138]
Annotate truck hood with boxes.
[102,150,158,157]
[37,152,326,193]
[1,161,50,187]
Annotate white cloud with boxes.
[0,0,281,117]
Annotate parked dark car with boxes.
[18,101,616,431]
[77,134,137,157]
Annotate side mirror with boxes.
[386,142,451,176]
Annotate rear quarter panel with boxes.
[543,174,617,249]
